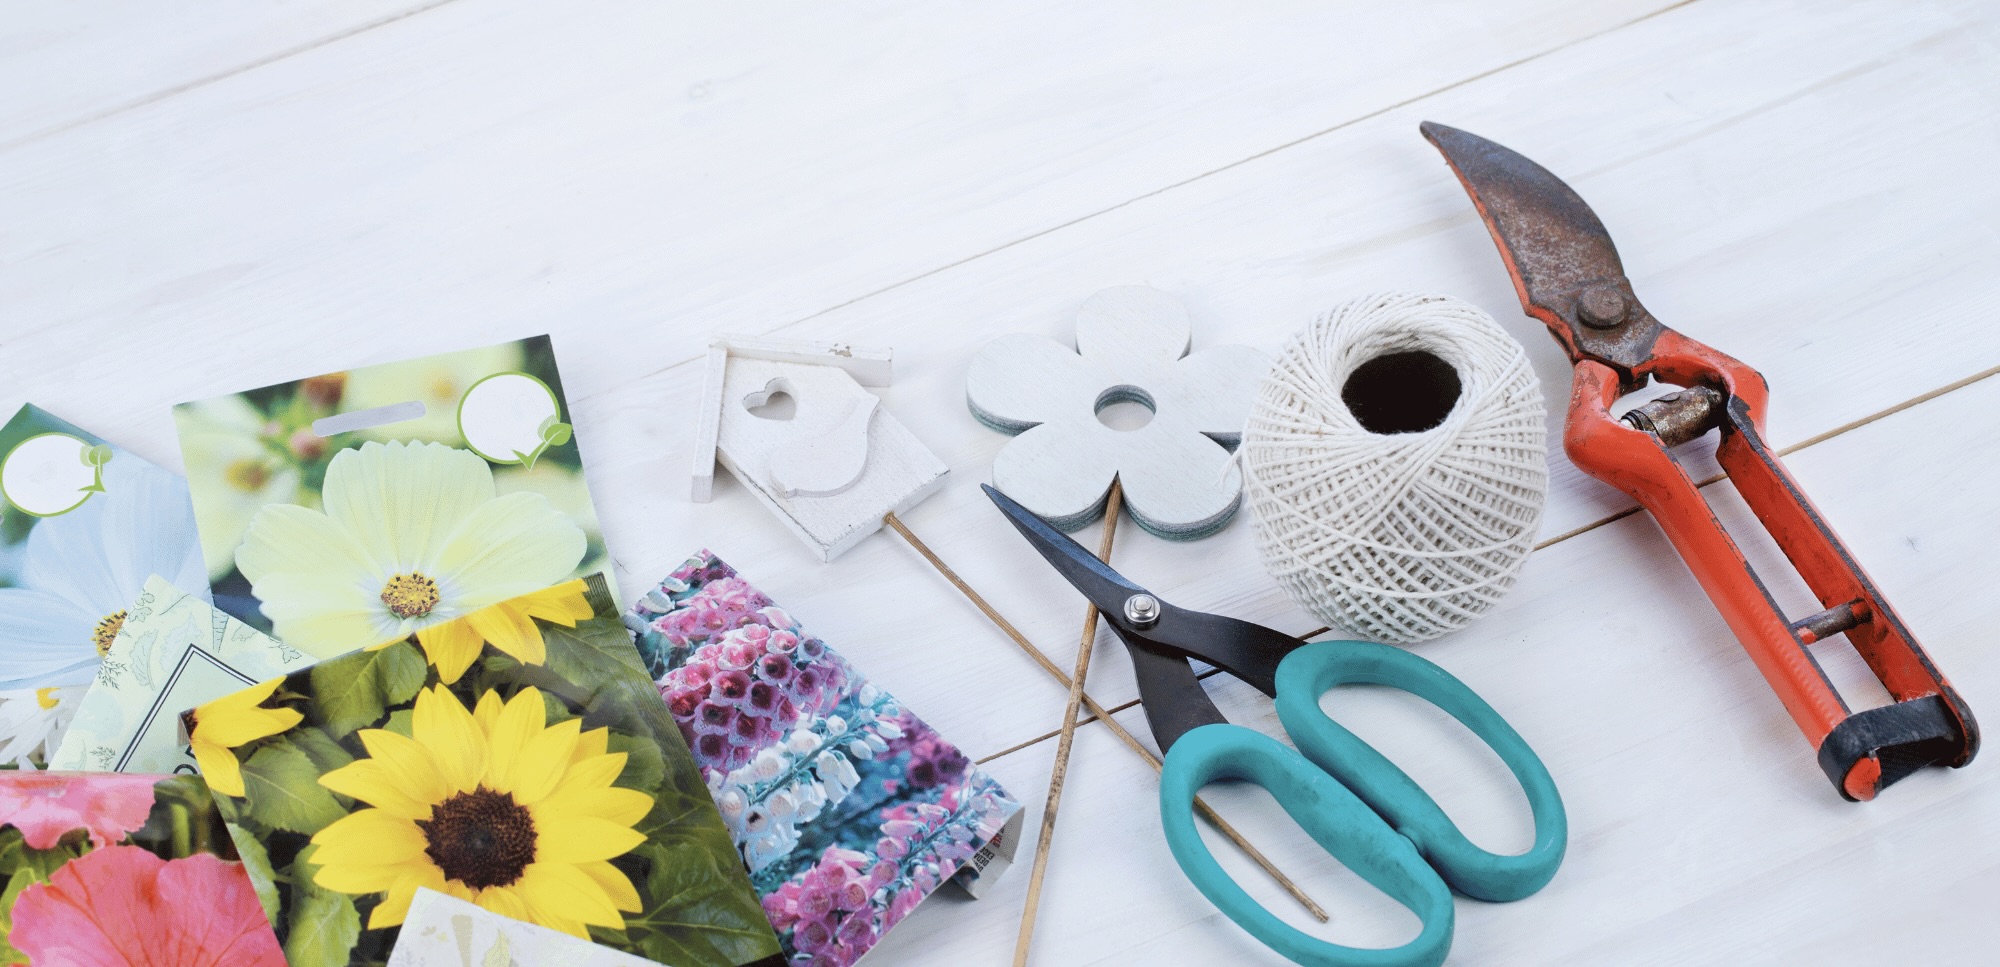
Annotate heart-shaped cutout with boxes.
[743,379,798,421]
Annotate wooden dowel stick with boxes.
[1012,480,1123,966]
[881,509,1329,923]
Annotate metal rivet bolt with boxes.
[1123,593,1160,628]
[1578,284,1628,329]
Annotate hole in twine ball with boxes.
[1241,293,1549,644]
[1094,384,1157,431]
[1341,351,1462,434]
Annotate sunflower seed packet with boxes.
[0,404,208,769]
[171,335,612,641]
[627,551,1023,967]
[49,576,316,775]
[185,573,781,967]
[0,771,285,964]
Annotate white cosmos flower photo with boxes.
[0,455,208,692]
[234,440,586,654]
[172,394,303,580]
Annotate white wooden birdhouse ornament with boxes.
[967,286,1270,539]
[691,336,947,561]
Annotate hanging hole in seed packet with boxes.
[458,371,571,468]
[311,400,427,438]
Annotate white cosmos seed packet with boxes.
[49,576,316,774]
[172,336,613,651]
[0,404,208,768]
[387,889,661,967]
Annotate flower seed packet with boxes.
[186,573,781,967]
[0,771,285,965]
[388,888,662,967]
[49,576,316,775]
[0,404,208,769]
[172,335,612,642]
[626,551,1023,967]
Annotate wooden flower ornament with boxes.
[967,286,1270,539]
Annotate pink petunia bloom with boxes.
[0,772,157,850]
[10,845,284,967]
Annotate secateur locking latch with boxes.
[1424,122,1978,801]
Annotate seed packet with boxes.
[0,771,285,965]
[171,335,612,641]
[0,404,207,768]
[388,888,662,967]
[185,573,781,967]
[626,551,1023,967]
[49,576,315,775]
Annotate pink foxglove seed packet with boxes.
[626,551,1022,967]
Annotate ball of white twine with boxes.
[1241,292,1548,643]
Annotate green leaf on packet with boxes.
[241,743,347,834]
[228,824,284,924]
[80,442,113,493]
[625,842,780,967]
[512,414,574,470]
[287,845,361,966]
[0,867,36,964]
[311,641,426,737]
[543,616,651,684]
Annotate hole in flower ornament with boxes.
[967,286,1271,539]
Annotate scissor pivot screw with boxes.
[1578,285,1628,329]
[1124,594,1161,628]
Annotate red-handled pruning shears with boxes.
[1422,121,1976,801]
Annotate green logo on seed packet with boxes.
[1,432,112,516]
[457,372,572,469]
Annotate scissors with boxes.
[984,484,1565,967]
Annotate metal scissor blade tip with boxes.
[981,482,1146,614]
[1420,122,1627,317]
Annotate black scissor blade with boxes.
[1421,121,1660,373]
[1115,627,1229,753]
[982,483,1148,616]
[983,482,1301,689]
[983,484,1219,752]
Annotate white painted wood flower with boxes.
[967,286,1270,539]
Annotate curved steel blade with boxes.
[1421,121,1661,374]
[981,483,1146,615]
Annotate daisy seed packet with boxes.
[49,576,316,775]
[0,404,208,769]
[186,573,781,967]
[0,771,284,965]
[627,551,1022,967]
[172,335,612,641]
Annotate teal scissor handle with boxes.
[1160,723,1455,967]
[1158,640,1565,967]
[1276,640,1566,902]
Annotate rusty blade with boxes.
[1421,121,1660,374]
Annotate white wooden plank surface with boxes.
[0,0,447,148]
[2,0,1996,964]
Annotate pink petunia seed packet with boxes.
[0,771,285,965]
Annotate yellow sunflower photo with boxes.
[189,573,778,967]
